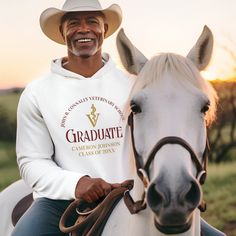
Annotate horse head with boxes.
[117,26,218,234]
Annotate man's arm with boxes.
[16,88,84,200]
[16,87,120,201]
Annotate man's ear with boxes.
[104,23,108,37]
[59,25,66,42]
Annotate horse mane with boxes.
[129,53,218,126]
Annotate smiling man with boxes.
[12,0,135,235]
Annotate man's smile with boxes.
[77,38,93,43]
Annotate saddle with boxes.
[12,193,33,226]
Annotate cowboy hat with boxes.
[40,0,122,45]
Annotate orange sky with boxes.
[1,0,236,89]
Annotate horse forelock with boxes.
[128,53,218,126]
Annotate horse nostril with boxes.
[184,180,201,209]
[147,183,169,212]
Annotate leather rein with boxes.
[123,112,209,214]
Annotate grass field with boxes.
[0,93,21,122]
[0,142,235,235]
[202,162,236,235]
[0,142,20,190]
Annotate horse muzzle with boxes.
[147,170,202,234]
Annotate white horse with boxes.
[0,26,223,236]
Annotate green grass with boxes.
[0,93,21,186]
[203,162,236,236]
[0,142,20,191]
[0,165,20,191]
[0,93,21,121]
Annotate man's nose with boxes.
[78,20,90,33]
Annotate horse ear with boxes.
[116,28,148,75]
[187,25,214,71]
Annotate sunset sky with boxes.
[1,0,236,89]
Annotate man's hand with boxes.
[75,176,120,202]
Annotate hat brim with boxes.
[40,4,122,45]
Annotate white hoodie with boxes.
[16,54,135,200]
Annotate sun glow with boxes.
[201,70,218,81]
[201,69,236,81]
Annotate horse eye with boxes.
[201,102,210,114]
[130,101,142,114]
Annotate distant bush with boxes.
[0,105,16,142]
[209,81,236,162]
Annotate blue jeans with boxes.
[11,198,76,236]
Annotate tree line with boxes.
[209,81,236,162]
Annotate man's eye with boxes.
[130,101,142,114]
[68,21,78,26]
[87,18,99,24]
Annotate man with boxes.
[12,0,134,235]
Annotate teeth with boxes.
[77,38,92,43]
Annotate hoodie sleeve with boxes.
[16,87,85,200]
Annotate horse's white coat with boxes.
[0,180,31,236]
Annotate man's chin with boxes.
[69,46,98,58]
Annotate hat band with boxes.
[64,6,102,11]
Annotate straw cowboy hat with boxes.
[40,0,122,45]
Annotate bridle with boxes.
[124,112,209,214]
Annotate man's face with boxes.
[61,12,108,58]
